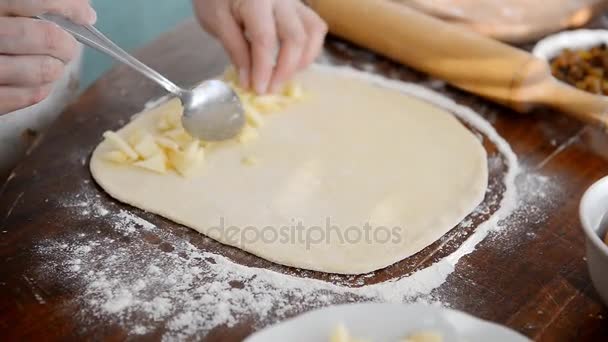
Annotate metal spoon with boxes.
[37,14,245,141]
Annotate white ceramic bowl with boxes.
[245,303,529,342]
[532,29,608,62]
[579,175,608,306]
[532,29,608,104]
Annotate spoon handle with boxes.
[37,13,183,95]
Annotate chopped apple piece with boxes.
[133,153,167,174]
[168,142,205,177]
[237,91,253,105]
[127,128,145,146]
[237,124,259,144]
[166,110,182,129]
[182,141,200,160]
[163,128,185,139]
[402,331,443,342]
[155,136,180,151]
[103,150,131,164]
[157,116,171,131]
[103,131,138,160]
[329,324,350,342]
[283,81,304,99]
[252,95,286,113]
[241,156,258,166]
[163,128,194,148]
[244,103,264,128]
[133,134,162,159]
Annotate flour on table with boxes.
[35,66,522,340]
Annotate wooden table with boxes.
[2,18,608,341]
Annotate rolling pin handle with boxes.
[542,80,608,131]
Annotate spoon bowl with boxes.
[181,81,245,141]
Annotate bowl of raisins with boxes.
[533,29,608,96]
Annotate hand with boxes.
[0,0,97,114]
[194,0,327,94]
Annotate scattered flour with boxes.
[35,65,526,340]
[64,195,110,218]
[487,169,562,250]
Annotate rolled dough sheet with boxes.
[90,65,488,274]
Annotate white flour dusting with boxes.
[35,65,523,340]
[489,169,563,248]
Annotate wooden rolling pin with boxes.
[308,0,608,129]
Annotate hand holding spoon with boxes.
[38,14,245,141]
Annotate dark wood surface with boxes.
[2,17,608,341]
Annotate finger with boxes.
[0,0,97,25]
[296,4,328,70]
[269,1,307,93]
[0,55,64,86]
[214,8,251,89]
[236,0,277,94]
[0,17,78,63]
[0,84,52,115]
